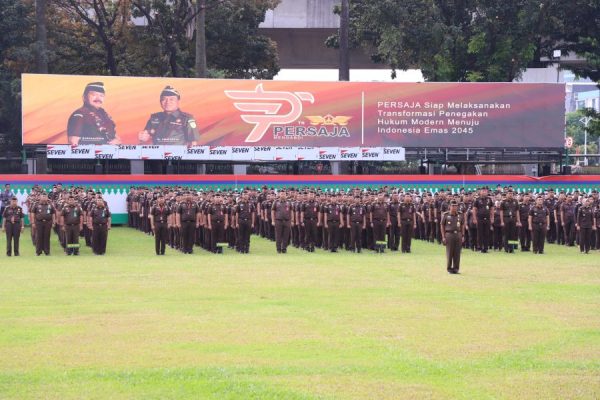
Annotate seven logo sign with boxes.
[225,84,315,143]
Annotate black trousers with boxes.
[35,220,52,255]
[477,219,491,251]
[92,224,108,254]
[237,219,252,251]
[327,221,340,250]
[372,220,386,243]
[563,219,576,246]
[274,220,290,252]
[349,221,363,251]
[547,218,556,243]
[579,227,593,253]
[400,220,414,251]
[5,222,21,255]
[181,221,196,253]
[531,225,547,253]
[388,218,400,250]
[519,224,531,250]
[503,219,517,251]
[303,219,318,248]
[556,221,564,245]
[210,220,225,252]
[64,224,80,254]
[468,226,477,249]
[154,223,168,255]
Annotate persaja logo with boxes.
[225,84,314,143]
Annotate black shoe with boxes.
[406,249,411,253]
[282,249,287,253]
[14,253,19,256]
[6,253,11,257]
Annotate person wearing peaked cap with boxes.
[138,85,201,146]
[67,81,121,146]
[441,200,465,274]
[31,192,56,256]
[2,196,24,256]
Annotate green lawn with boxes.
[0,227,598,399]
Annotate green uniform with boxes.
[143,110,200,145]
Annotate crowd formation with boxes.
[1,183,598,266]
[125,184,600,261]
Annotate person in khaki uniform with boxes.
[528,196,550,254]
[2,197,24,256]
[271,191,292,253]
[88,199,111,255]
[31,192,56,256]
[176,194,199,254]
[235,192,255,254]
[398,194,417,253]
[150,196,170,255]
[576,197,597,254]
[441,201,466,274]
[347,196,366,253]
[60,196,83,255]
[370,192,389,253]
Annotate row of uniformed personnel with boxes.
[1,185,112,256]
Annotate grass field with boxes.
[0,227,598,399]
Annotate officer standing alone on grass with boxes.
[441,200,465,274]
[2,197,24,256]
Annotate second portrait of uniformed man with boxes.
[67,82,121,145]
[138,86,201,145]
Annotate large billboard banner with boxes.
[23,74,565,156]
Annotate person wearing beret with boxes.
[67,82,121,145]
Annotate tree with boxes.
[132,0,199,77]
[338,0,350,81]
[329,0,553,82]
[0,0,33,151]
[34,0,48,73]
[546,0,600,143]
[543,0,600,83]
[195,0,207,77]
[131,0,280,79]
[55,0,134,75]
[203,0,280,79]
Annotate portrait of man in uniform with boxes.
[66,82,121,145]
[138,86,201,146]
